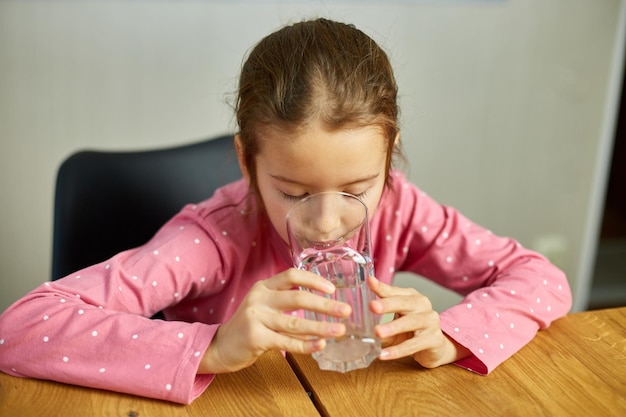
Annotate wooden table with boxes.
[0,350,319,417]
[2,308,624,416]
[287,307,626,417]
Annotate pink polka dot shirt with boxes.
[0,171,572,403]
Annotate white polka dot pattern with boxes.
[0,172,571,401]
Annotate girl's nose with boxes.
[311,194,342,239]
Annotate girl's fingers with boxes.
[264,268,336,294]
[376,310,438,339]
[273,333,327,354]
[253,270,351,318]
[368,275,415,298]
[379,337,429,361]
[270,313,346,339]
[269,289,351,317]
[368,276,432,315]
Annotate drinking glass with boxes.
[286,191,380,372]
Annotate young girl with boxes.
[0,18,571,404]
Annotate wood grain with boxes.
[287,307,626,417]
[0,350,319,417]
[2,309,624,416]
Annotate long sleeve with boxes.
[0,213,220,403]
[0,180,262,404]
[370,171,573,374]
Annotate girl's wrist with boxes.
[442,333,472,364]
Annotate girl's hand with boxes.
[368,276,470,368]
[199,268,351,374]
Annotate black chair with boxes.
[51,134,241,281]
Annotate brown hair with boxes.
[235,18,401,196]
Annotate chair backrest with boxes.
[51,134,241,280]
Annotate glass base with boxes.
[313,336,381,373]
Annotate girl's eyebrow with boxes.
[270,173,380,188]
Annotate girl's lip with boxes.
[310,237,344,249]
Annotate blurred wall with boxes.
[0,0,624,313]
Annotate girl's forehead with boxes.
[257,125,387,181]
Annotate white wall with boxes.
[0,0,624,313]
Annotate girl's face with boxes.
[238,123,389,244]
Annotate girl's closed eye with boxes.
[280,191,309,202]
[280,190,369,202]
[351,190,369,200]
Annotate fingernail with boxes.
[310,339,325,351]
[379,350,390,359]
[324,282,336,293]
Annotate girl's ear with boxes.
[234,134,251,185]
[393,132,400,147]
